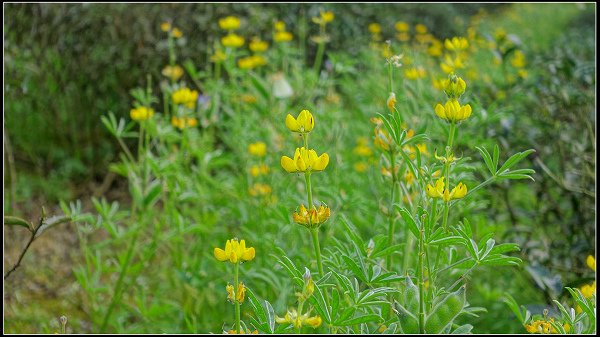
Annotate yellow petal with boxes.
[434,104,446,120]
[313,153,329,171]
[214,248,228,261]
[296,153,307,171]
[281,156,297,173]
[587,255,596,271]
[285,114,300,132]
[242,247,255,261]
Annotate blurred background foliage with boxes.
[3,2,595,334]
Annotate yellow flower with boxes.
[221,33,245,48]
[354,162,368,172]
[445,182,467,201]
[368,23,381,34]
[434,99,472,123]
[415,24,428,34]
[274,20,286,32]
[434,150,455,164]
[249,183,272,197]
[395,21,409,32]
[130,106,154,121]
[426,177,445,199]
[211,49,227,63]
[404,67,426,80]
[396,32,410,42]
[238,54,267,69]
[171,27,183,39]
[292,204,331,228]
[285,109,314,133]
[281,147,329,173]
[587,255,596,271]
[250,164,270,177]
[511,50,526,68]
[249,38,269,53]
[274,31,293,42]
[443,75,467,98]
[162,65,184,81]
[580,281,596,298]
[440,54,465,74]
[171,116,198,129]
[353,142,372,157]
[226,284,235,302]
[248,142,267,157]
[241,94,257,104]
[444,37,469,51]
[313,11,334,25]
[172,88,199,109]
[387,92,396,112]
[227,329,258,334]
[160,22,171,32]
[404,170,415,185]
[428,39,443,57]
[276,309,322,329]
[517,69,529,79]
[304,316,322,328]
[214,238,256,264]
[219,16,241,31]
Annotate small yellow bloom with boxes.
[222,33,245,48]
[219,16,241,31]
[396,32,410,42]
[226,284,235,302]
[446,182,467,201]
[434,99,472,123]
[285,109,314,133]
[426,177,445,199]
[373,125,394,151]
[162,65,184,81]
[281,147,329,173]
[275,309,322,329]
[434,150,455,164]
[130,106,154,121]
[428,39,443,57]
[171,116,198,129]
[404,170,415,185]
[511,50,526,68]
[353,142,372,157]
[415,24,428,34]
[395,21,409,32]
[214,238,256,264]
[443,75,467,98]
[248,142,267,157]
[354,162,368,172]
[304,316,322,328]
[517,69,529,79]
[587,255,596,271]
[211,49,227,63]
[386,92,396,112]
[368,23,381,34]
[292,204,331,228]
[241,94,257,104]
[249,164,270,177]
[404,67,426,80]
[274,20,286,32]
[579,281,596,298]
[444,37,469,51]
[171,27,183,39]
[274,31,293,42]
[249,38,269,53]
[313,11,334,25]
[440,54,465,74]
[249,183,272,197]
[160,22,171,32]
[172,88,199,109]
[227,329,258,334]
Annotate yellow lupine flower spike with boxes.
[130,106,154,121]
[285,109,315,133]
[281,147,329,173]
[214,238,255,264]
[219,16,241,31]
[434,99,472,123]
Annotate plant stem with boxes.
[417,228,426,334]
[313,24,326,75]
[386,150,397,271]
[234,262,241,334]
[4,217,45,280]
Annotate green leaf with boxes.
[452,324,473,334]
[396,206,419,238]
[476,146,496,176]
[342,255,368,284]
[35,215,72,238]
[479,255,522,266]
[490,243,521,255]
[492,144,500,172]
[428,236,465,247]
[497,173,534,181]
[249,72,269,100]
[497,149,535,174]
[143,180,162,208]
[337,314,382,326]
[4,216,32,230]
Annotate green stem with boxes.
[235,262,241,334]
[313,25,326,75]
[417,228,426,334]
[386,150,397,271]
[310,228,324,277]
[296,298,306,334]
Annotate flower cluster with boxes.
[214,238,256,264]
[426,177,467,202]
[130,106,154,122]
[434,74,472,123]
